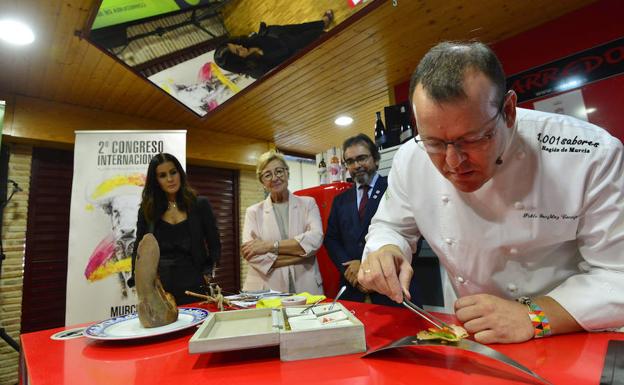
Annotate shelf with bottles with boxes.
[379,144,402,154]
[316,146,347,185]
[376,103,416,151]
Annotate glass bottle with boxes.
[329,148,342,183]
[374,111,387,150]
[399,106,414,144]
[318,156,328,185]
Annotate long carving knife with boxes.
[363,336,552,385]
[380,298,552,384]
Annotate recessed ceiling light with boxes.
[335,116,353,126]
[0,19,35,46]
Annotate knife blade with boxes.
[363,336,552,385]
[452,339,552,384]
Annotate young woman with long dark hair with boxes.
[129,153,221,305]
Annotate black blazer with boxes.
[128,196,221,287]
[244,20,325,78]
[324,176,422,306]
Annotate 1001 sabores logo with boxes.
[537,132,599,154]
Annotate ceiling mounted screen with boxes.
[93,0,217,30]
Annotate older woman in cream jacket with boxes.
[241,150,324,294]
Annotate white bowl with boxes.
[281,296,307,307]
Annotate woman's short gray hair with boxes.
[256,150,288,183]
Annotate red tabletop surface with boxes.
[20,301,624,385]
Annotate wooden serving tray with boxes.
[188,303,366,361]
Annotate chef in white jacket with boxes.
[358,41,624,344]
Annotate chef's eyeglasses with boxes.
[260,167,288,182]
[414,92,509,154]
[344,154,371,166]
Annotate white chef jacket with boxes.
[364,108,624,331]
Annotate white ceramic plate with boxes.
[84,307,209,340]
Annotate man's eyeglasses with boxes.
[414,92,508,155]
[260,167,287,182]
[344,154,371,166]
[414,120,499,154]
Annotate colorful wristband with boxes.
[518,297,552,338]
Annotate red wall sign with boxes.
[506,37,624,103]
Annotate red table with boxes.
[21,301,623,385]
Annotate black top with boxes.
[153,219,201,305]
[128,196,221,288]
[155,219,192,266]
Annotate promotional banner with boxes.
[66,130,186,325]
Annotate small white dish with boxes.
[288,316,322,331]
[318,310,349,324]
[281,296,307,307]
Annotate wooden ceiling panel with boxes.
[39,1,87,100]
[1,0,597,157]
[120,81,157,115]
[80,57,119,107]
[219,29,387,125]
[4,1,63,98]
[133,84,168,117]
[86,61,125,111]
[194,0,598,153]
[52,38,90,103]
[221,0,361,37]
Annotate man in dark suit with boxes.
[324,134,422,306]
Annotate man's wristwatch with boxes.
[517,296,552,338]
[273,240,279,255]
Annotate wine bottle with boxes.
[329,148,342,183]
[374,111,387,150]
[399,106,414,144]
[318,156,328,184]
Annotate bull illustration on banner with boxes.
[84,173,145,298]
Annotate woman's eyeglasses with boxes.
[260,167,288,182]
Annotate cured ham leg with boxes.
[135,233,178,328]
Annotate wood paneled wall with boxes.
[2,95,271,169]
